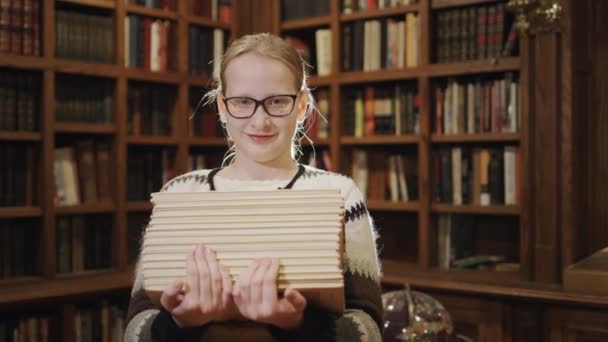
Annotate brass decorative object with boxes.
[506,0,563,33]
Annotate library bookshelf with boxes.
[274,0,608,339]
[0,0,235,338]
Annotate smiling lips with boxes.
[247,133,277,143]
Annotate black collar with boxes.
[207,164,305,191]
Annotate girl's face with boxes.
[217,53,306,167]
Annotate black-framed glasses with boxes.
[222,93,299,119]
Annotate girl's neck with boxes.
[221,157,299,181]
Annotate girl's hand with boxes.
[232,257,307,330]
[160,245,237,327]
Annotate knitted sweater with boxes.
[124,165,383,341]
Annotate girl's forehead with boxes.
[224,53,297,95]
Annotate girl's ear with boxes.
[216,92,227,123]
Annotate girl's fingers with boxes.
[205,247,223,305]
[262,258,280,305]
[160,279,184,311]
[196,245,213,306]
[281,287,307,313]
[249,258,270,305]
[220,266,233,306]
[185,249,200,303]
[237,259,261,305]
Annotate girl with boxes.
[124,33,383,341]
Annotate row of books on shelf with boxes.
[190,0,231,22]
[56,215,112,273]
[54,142,112,206]
[343,0,418,14]
[128,0,177,11]
[0,0,41,56]
[0,301,127,342]
[433,146,520,206]
[0,71,37,132]
[436,213,519,271]
[435,3,518,62]
[55,10,114,63]
[284,30,332,77]
[352,150,418,202]
[0,143,37,207]
[125,16,175,72]
[127,147,175,201]
[282,0,329,21]
[343,84,419,136]
[434,73,519,134]
[188,27,224,76]
[0,219,38,279]
[127,84,173,136]
[342,14,419,72]
[56,77,113,124]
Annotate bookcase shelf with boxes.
[0,54,51,70]
[431,133,520,143]
[127,202,153,211]
[55,123,116,135]
[0,131,41,141]
[340,4,420,22]
[381,259,608,308]
[367,200,420,212]
[431,203,521,215]
[309,75,332,87]
[57,0,115,10]
[426,57,521,77]
[0,207,42,218]
[125,4,178,19]
[339,68,423,84]
[186,15,231,30]
[125,69,183,84]
[303,138,330,146]
[340,135,420,145]
[126,136,179,145]
[55,60,122,78]
[0,270,133,305]
[431,0,499,9]
[280,16,331,31]
[187,137,227,146]
[54,202,116,215]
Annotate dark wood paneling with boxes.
[583,0,608,257]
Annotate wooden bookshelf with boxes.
[124,4,178,19]
[272,0,608,337]
[340,4,420,22]
[57,0,115,9]
[431,133,520,143]
[432,203,521,215]
[0,207,42,218]
[280,16,331,30]
[431,0,498,9]
[0,1,237,331]
[54,202,116,215]
[367,200,420,212]
[54,123,116,135]
[0,131,42,141]
[340,135,420,145]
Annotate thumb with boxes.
[280,287,307,313]
[160,279,184,312]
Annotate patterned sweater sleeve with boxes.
[269,178,384,341]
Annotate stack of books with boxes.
[142,189,346,313]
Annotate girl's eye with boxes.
[238,98,253,105]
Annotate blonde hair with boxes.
[200,33,318,166]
